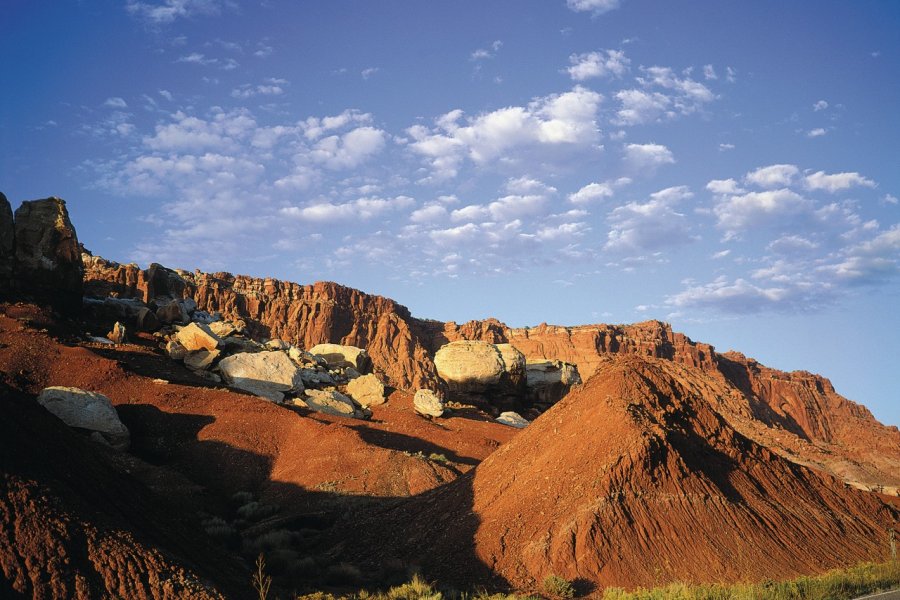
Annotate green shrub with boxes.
[542,575,575,599]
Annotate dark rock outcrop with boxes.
[13,197,83,314]
[0,192,13,295]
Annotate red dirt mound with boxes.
[349,354,897,591]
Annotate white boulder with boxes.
[309,343,372,373]
[413,389,445,418]
[37,387,130,450]
[346,374,386,407]
[495,411,530,428]
[218,351,304,403]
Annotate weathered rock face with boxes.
[434,340,526,412]
[0,192,14,293]
[13,197,83,313]
[217,351,304,402]
[36,387,130,450]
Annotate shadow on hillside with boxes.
[114,402,507,595]
[349,423,480,467]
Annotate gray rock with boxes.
[525,360,582,408]
[37,386,129,450]
[13,197,83,314]
[218,351,304,402]
[208,320,239,338]
[413,389,445,418]
[184,348,220,371]
[135,306,160,332]
[346,373,386,407]
[265,339,290,350]
[495,411,530,428]
[156,300,189,324]
[299,367,335,387]
[297,389,366,418]
[309,343,372,373]
[166,339,188,360]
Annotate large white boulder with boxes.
[309,343,372,373]
[496,411,530,429]
[218,351,304,402]
[413,389,445,418]
[346,373,386,407]
[434,340,505,387]
[37,387,130,450]
[296,389,367,419]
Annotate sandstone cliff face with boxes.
[0,193,13,293]
[82,255,900,490]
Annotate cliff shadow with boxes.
[348,423,480,467]
[114,402,505,596]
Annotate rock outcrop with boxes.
[10,197,83,313]
[309,343,372,373]
[0,192,14,293]
[524,359,582,409]
[36,387,130,450]
[434,340,526,412]
[346,373,386,407]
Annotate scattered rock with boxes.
[344,367,361,380]
[36,386,130,450]
[414,389,445,418]
[107,321,127,345]
[218,351,304,402]
[309,343,372,373]
[13,197,83,314]
[298,389,366,418]
[265,339,290,350]
[184,349,220,371]
[208,321,238,338]
[346,374,386,407]
[156,300,189,325]
[135,306,160,332]
[434,340,526,410]
[175,322,221,352]
[495,411,529,428]
[165,340,188,361]
[299,368,335,388]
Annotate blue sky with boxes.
[2,0,899,425]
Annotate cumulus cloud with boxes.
[361,67,379,80]
[231,78,287,99]
[744,164,799,188]
[568,177,630,204]
[566,49,629,80]
[566,0,621,15]
[703,64,717,80]
[104,97,128,108]
[667,277,798,314]
[623,142,674,171]
[706,178,746,195]
[807,128,827,138]
[471,40,502,60]
[613,89,671,125]
[125,0,228,24]
[718,143,735,151]
[406,86,603,179]
[281,195,414,223]
[409,204,449,223]
[813,100,829,111]
[714,188,811,236]
[804,170,876,193]
[309,126,386,169]
[605,185,694,253]
[613,65,716,126]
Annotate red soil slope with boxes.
[351,355,897,591]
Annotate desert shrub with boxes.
[384,573,442,600]
[542,575,575,599]
[232,490,255,505]
[237,500,279,522]
[201,516,236,540]
[243,529,302,554]
[427,453,450,464]
[288,556,319,579]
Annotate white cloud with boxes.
[807,128,827,138]
[536,222,590,240]
[143,109,257,152]
[883,194,898,205]
[302,109,372,140]
[718,143,735,151]
[104,97,128,108]
[713,188,811,235]
[703,65,717,80]
[409,204,449,223]
[158,90,173,101]
[361,67,379,80]
[569,182,614,204]
[804,170,876,193]
[310,126,386,169]
[613,89,671,125]
[667,277,795,314]
[471,40,503,61]
[744,164,799,188]
[406,86,603,179]
[813,100,829,111]
[566,0,621,15]
[231,80,286,99]
[281,195,414,223]
[623,143,674,170]
[605,185,694,252]
[706,178,746,195]
[450,204,490,222]
[125,0,228,24]
[566,49,629,80]
[637,66,715,115]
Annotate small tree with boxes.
[252,553,272,600]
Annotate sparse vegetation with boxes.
[288,561,900,600]
[428,452,450,464]
[252,554,272,600]
[542,574,575,599]
[600,560,900,600]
